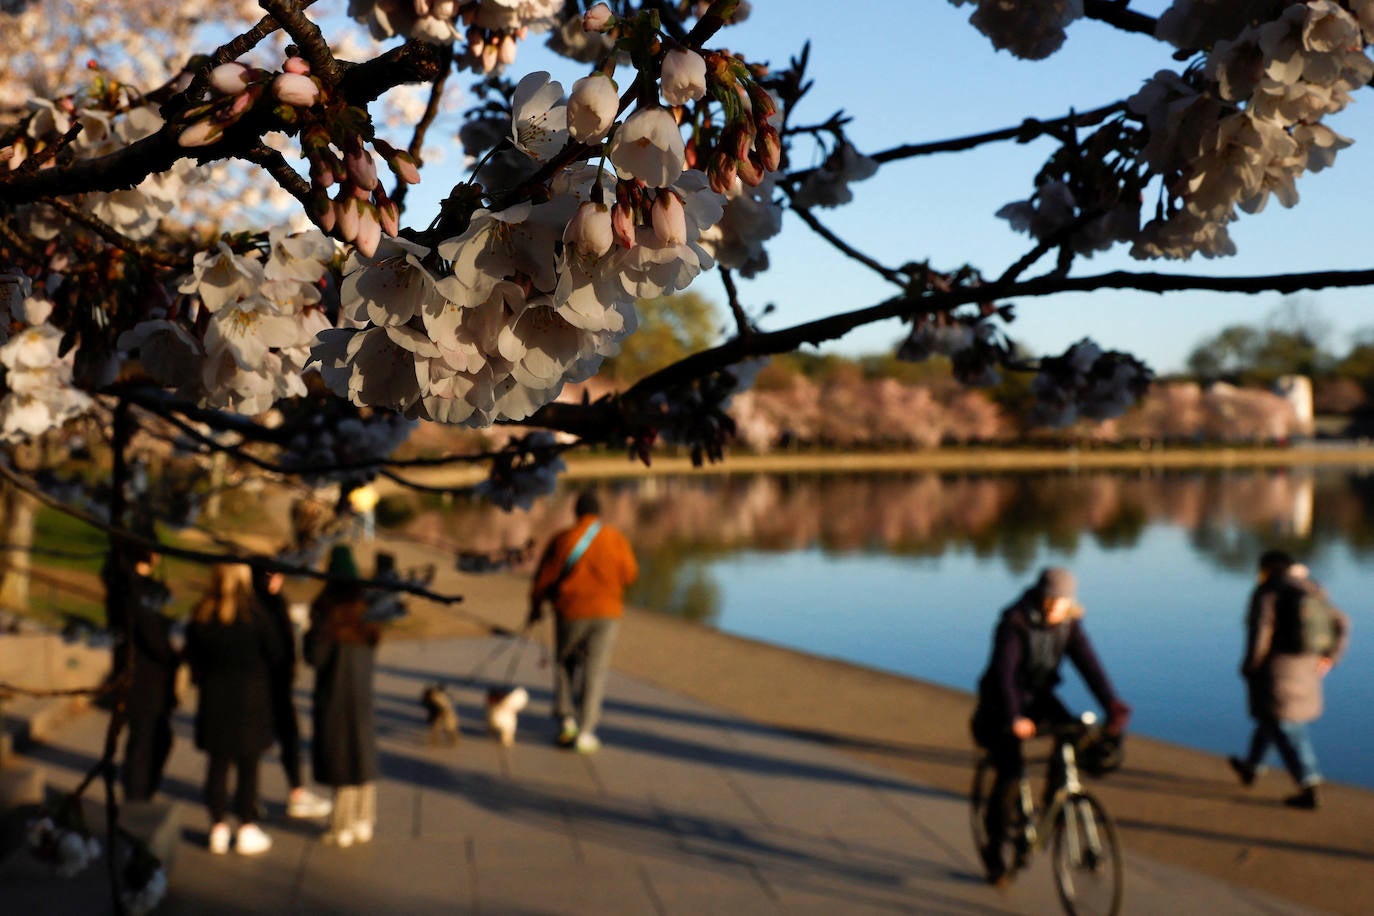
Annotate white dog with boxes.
[485,686,529,747]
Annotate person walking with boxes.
[184,563,282,855]
[1229,550,1351,810]
[970,567,1131,886]
[252,566,331,820]
[304,545,381,847]
[527,491,638,754]
[114,546,179,803]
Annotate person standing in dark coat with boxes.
[970,567,1132,886]
[114,547,178,802]
[185,563,282,856]
[304,545,381,847]
[1229,550,1351,810]
[252,566,331,820]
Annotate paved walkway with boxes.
[7,636,1321,915]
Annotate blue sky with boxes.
[404,1,1374,373]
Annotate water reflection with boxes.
[414,468,1374,624]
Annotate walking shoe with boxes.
[574,731,601,754]
[322,828,355,848]
[288,788,333,819]
[979,844,1009,887]
[556,717,579,748]
[1283,786,1319,810]
[352,822,374,844]
[1227,756,1256,787]
[235,823,273,856]
[208,822,231,855]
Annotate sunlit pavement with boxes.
[5,636,1323,915]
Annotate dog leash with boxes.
[467,621,547,687]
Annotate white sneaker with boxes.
[574,731,601,754]
[208,822,231,855]
[288,788,332,819]
[323,828,354,848]
[352,822,374,844]
[235,823,272,856]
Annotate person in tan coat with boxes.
[1229,550,1351,810]
[528,491,638,754]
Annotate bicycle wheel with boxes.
[1051,791,1123,916]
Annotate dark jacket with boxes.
[305,587,381,786]
[119,574,179,719]
[975,590,1120,734]
[185,600,283,758]
[1243,572,1351,723]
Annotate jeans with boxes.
[1245,718,1322,788]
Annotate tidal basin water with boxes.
[431,467,1374,787]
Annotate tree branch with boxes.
[239,145,313,210]
[258,0,341,84]
[787,201,906,285]
[42,199,191,269]
[1083,1,1159,38]
[0,42,447,206]
[393,54,452,210]
[719,266,752,336]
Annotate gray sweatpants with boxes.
[554,618,619,735]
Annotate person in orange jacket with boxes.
[528,491,638,753]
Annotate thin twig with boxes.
[43,199,191,269]
[718,266,752,336]
[258,0,342,85]
[786,202,906,285]
[239,145,313,209]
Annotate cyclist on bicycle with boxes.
[970,567,1132,886]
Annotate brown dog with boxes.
[420,684,459,746]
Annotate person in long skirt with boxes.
[185,563,283,855]
[304,545,382,847]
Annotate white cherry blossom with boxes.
[660,48,707,106]
[566,73,618,142]
[608,106,686,188]
[511,71,568,161]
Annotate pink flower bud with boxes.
[467,28,485,56]
[311,190,336,233]
[650,190,686,246]
[228,90,255,117]
[177,119,223,148]
[708,150,736,195]
[388,150,421,185]
[283,56,311,75]
[499,34,518,66]
[336,194,361,242]
[209,62,253,96]
[480,43,499,73]
[309,154,335,189]
[611,201,636,250]
[273,72,319,107]
[376,197,400,238]
[583,2,614,32]
[564,201,614,259]
[354,202,381,257]
[345,146,379,191]
[737,153,764,187]
[756,123,781,172]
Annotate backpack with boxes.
[1298,591,1339,656]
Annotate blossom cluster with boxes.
[1128,0,1373,259]
[349,0,563,70]
[119,228,337,415]
[1029,339,1154,427]
[472,430,566,510]
[308,62,748,425]
[276,404,418,489]
[950,0,1084,61]
[0,293,94,442]
[25,816,102,878]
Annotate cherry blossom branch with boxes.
[258,0,342,85]
[516,264,1374,435]
[172,0,323,109]
[239,145,313,209]
[1083,1,1159,38]
[0,42,447,206]
[0,217,43,261]
[42,199,191,269]
[719,266,752,336]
